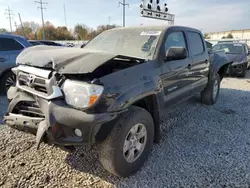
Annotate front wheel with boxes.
[0,71,16,95]
[201,73,221,105]
[98,106,154,177]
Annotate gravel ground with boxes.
[0,71,250,188]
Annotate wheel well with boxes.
[218,63,229,80]
[133,95,161,143]
[0,68,12,78]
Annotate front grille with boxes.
[13,101,45,118]
[18,72,48,94]
[17,68,63,100]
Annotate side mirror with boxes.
[165,47,187,61]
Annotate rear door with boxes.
[160,30,193,108]
[186,31,209,94]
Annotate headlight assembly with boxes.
[62,79,104,109]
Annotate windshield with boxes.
[212,43,244,54]
[83,28,162,59]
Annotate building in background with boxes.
[206,29,250,46]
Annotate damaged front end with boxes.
[4,65,117,149]
[3,45,149,150]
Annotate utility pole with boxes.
[4,6,14,33]
[118,0,129,27]
[64,4,67,28]
[18,13,25,37]
[14,21,18,31]
[108,16,111,25]
[35,0,47,40]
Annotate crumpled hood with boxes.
[226,53,246,63]
[16,45,120,74]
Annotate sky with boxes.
[1,0,250,33]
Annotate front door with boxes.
[0,38,10,75]
[160,31,193,108]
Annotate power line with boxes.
[64,4,67,28]
[118,0,129,27]
[4,6,14,33]
[35,0,47,40]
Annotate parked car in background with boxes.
[65,42,75,47]
[29,40,64,47]
[212,42,250,77]
[29,40,43,46]
[4,26,229,177]
[0,34,32,94]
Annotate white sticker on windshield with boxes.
[140,31,162,36]
[234,44,242,46]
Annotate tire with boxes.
[201,73,221,105]
[239,64,247,77]
[98,106,154,177]
[0,71,16,95]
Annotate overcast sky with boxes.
[1,0,250,33]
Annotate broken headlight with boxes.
[62,79,104,109]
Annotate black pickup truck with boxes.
[4,26,229,177]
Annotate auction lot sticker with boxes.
[140,31,162,36]
[234,44,242,46]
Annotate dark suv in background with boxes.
[212,42,250,77]
[0,34,31,94]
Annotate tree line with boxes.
[0,21,119,40]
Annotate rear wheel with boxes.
[0,71,16,95]
[201,73,221,105]
[98,106,154,177]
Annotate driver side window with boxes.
[164,32,187,53]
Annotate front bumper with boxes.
[227,63,246,75]
[4,90,117,148]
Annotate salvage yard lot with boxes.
[0,72,250,188]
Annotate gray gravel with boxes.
[0,71,250,188]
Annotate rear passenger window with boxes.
[187,32,204,56]
[164,32,187,53]
[0,38,24,51]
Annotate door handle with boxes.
[0,57,5,62]
[187,64,192,69]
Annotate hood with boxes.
[16,45,120,74]
[225,53,246,63]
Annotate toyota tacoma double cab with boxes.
[4,26,229,177]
